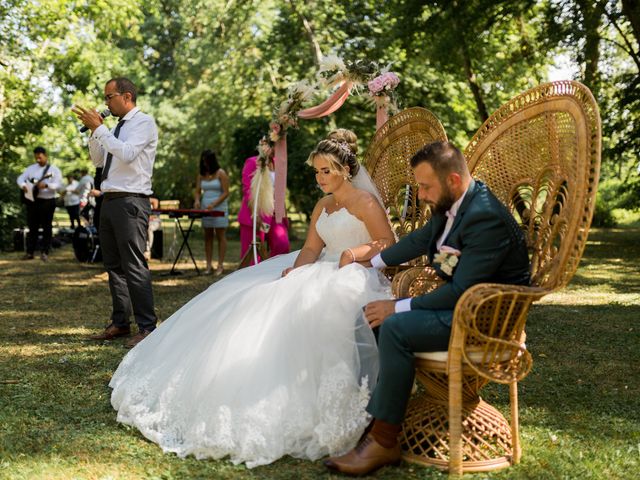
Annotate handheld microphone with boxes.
[79,109,111,133]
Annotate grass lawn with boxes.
[1,216,639,479]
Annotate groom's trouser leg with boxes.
[367,309,452,425]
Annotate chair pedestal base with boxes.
[401,369,514,473]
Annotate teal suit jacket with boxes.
[381,180,530,320]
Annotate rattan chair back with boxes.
[464,81,601,291]
[363,107,448,240]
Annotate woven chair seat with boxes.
[415,347,519,363]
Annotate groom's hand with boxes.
[364,300,396,328]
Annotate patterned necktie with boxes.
[101,119,126,181]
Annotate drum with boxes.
[72,225,101,263]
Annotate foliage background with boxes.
[1,0,639,247]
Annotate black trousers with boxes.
[66,204,80,228]
[99,196,157,332]
[25,198,56,255]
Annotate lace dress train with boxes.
[110,208,392,467]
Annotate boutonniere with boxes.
[433,245,461,276]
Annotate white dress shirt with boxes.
[77,174,94,203]
[17,163,63,200]
[63,180,80,206]
[371,185,470,313]
[88,106,157,195]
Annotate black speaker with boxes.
[151,229,163,259]
[72,225,101,263]
[13,228,26,252]
[13,228,44,251]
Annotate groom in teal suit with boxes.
[325,141,531,475]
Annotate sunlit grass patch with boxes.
[0,226,638,479]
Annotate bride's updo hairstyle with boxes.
[307,128,360,178]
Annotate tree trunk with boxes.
[451,2,489,123]
[622,0,640,46]
[462,47,490,123]
[287,0,323,68]
[577,1,606,95]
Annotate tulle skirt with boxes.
[109,251,392,467]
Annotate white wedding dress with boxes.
[110,207,392,468]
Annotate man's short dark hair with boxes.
[106,77,137,103]
[410,141,467,183]
[33,146,47,155]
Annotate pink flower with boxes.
[368,71,400,95]
[381,72,400,89]
[368,77,385,94]
[270,122,281,134]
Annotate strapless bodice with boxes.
[316,207,371,259]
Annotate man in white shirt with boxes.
[72,77,158,348]
[16,146,63,261]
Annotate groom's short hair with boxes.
[410,142,468,183]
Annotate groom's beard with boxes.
[429,186,456,216]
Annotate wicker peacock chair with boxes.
[363,107,448,280]
[396,81,601,474]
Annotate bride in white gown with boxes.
[109,130,395,468]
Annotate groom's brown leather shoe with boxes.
[323,433,401,476]
[89,324,131,341]
[125,330,152,349]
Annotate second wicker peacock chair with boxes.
[363,107,448,281]
[398,81,601,475]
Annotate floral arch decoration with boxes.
[252,56,401,225]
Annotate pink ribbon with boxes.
[298,81,352,119]
[273,138,288,223]
[376,103,389,130]
[273,81,353,222]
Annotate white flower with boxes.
[433,247,460,276]
[319,54,346,74]
[289,80,317,102]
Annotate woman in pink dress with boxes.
[238,146,289,264]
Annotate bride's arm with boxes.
[339,193,395,268]
[281,201,326,276]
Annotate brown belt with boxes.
[103,192,150,200]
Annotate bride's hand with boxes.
[338,249,356,268]
[281,267,294,277]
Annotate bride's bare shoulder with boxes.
[352,190,380,210]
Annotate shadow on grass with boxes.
[482,301,640,450]
[1,228,639,479]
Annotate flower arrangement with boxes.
[317,54,348,87]
[368,70,400,115]
[368,71,400,95]
[257,56,401,165]
[266,80,318,145]
[433,246,461,276]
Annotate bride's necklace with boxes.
[333,184,353,209]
